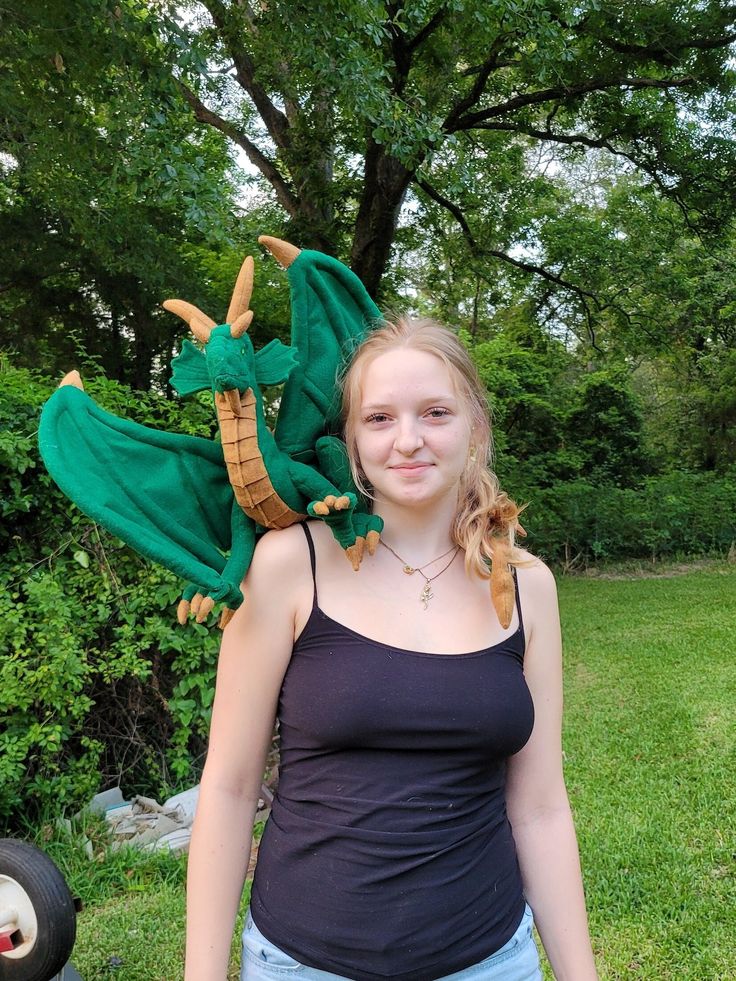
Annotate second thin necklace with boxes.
[380,540,461,610]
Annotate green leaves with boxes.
[0,361,222,830]
[73,550,90,568]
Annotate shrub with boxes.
[522,471,736,565]
[0,359,221,830]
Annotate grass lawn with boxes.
[68,563,735,980]
[552,563,736,980]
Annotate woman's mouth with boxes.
[390,463,432,475]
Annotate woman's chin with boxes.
[376,476,456,509]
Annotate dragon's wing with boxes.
[39,384,243,608]
[273,249,381,459]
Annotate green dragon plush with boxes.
[38,237,383,628]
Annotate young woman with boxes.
[184,317,598,981]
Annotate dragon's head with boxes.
[202,323,256,395]
[165,243,300,408]
[164,255,257,399]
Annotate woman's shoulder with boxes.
[246,523,312,588]
[513,549,558,601]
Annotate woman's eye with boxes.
[426,407,450,418]
[365,413,390,424]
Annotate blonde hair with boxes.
[341,316,527,580]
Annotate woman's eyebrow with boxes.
[361,394,458,411]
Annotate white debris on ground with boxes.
[85,785,271,858]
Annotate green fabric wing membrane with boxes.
[39,385,238,601]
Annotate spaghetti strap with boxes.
[511,567,526,653]
[301,523,318,608]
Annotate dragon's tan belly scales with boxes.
[216,389,305,529]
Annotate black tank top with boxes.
[249,524,535,981]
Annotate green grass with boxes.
[57,564,736,978]
[554,564,736,980]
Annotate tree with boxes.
[3,1,736,384]
[564,368,649,485]
[165,0,736,297]
[6,1,736,299]
[0,0,247,387]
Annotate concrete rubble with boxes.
[86,785,271,857]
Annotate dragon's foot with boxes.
[308,494,353,517]
[307,493,369,569]
[178,591,236,628]
[306,493,376,570]
[343,529,381,570]
[177,592,216,624]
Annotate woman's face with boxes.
[353,348,473,510]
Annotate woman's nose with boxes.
[393,418,424,454]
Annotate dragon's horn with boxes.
[226,255,254,325]
[230,310,253,339]
[258,235,301,269]
[162,300,216,344]
[59,370,84,390]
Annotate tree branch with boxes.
[447,75,697,131]
[201,0,291,151]
[176,80,298,216]
[414,177,602,297]
[546,8,736,62]
[472,118,700,228]
[595,30,736,57]
[443,32,522,131]
[407,8,447,53]
[413,177,610,350]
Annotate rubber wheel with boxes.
[0,838,77,981]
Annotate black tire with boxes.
[0,838,77,981]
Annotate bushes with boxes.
[1,356,734,828]
[0,360,221,831]
[522,471,736,565]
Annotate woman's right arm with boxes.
[184,528,304,981]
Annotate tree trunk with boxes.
[110,310,125,384]
[131,311,154,390]
[350,140,414,298]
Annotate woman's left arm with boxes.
[506,560,598,981]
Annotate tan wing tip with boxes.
[490,563,514,630]
[493,596,514,630]
[258,235,301,269]
[177,599,191,625]
[60,370,84,390]
[219,607,235,630]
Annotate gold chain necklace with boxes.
[380,541,461,610]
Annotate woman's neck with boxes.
[372,495,459,561]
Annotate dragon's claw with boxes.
[365,529,381,555]
[219,607,236,629]
[196,596,216,623]
[345,536,366,571]
[310,494,352,516]
[308,493,355,518]
[178,589,227,626]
